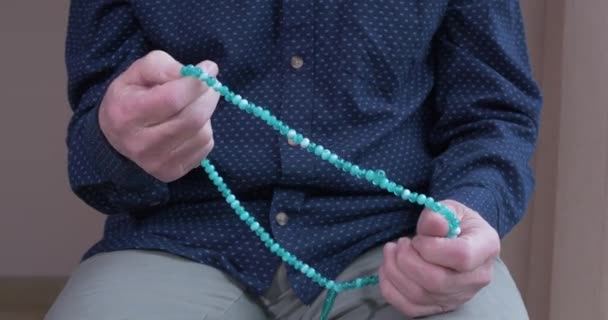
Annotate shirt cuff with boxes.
[82,105,170,209]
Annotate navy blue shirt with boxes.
[65,0,542,304]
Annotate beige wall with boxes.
[0,0,103,278]
[1,0,607,319]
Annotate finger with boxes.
[122,51,183,86]
[149,79,221,145]
[379,263,444,318]
[167,121,214,174]
[134,60,219,126]
[395,238,463,295]
[411,222,500,272]
[416,208,451,238]
[382,241,435,305]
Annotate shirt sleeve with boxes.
[428,0,542,237]
[65,0,169,215]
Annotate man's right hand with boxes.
[99,51,220,182]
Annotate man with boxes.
[47,0,541,319]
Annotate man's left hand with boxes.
[379,199,500,317]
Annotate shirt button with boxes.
[291,55,304,69]
[275,212,289,226]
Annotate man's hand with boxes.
[379,200,500,317]
[99,50,220,182]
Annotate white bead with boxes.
[287,129,297,139]
[401,189,411,200]
[454,227,461,235]
[300,138,310,148]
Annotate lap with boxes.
[301,246,528,320]
[45,250,268,320]
[46,247,528,320]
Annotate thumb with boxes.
[416,207,450,237]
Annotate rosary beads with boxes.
[180,65,461,320]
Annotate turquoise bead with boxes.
[343,162,352,171]
[287,129,297,139]
[395,185,404,196]
[365,170,375,182]
[294,134,304,144]
[355,278,363,288]
[239,212,249,221]
[232,94,242,105]
[226,195,236,204]
[416,194,427,205]
[219,86,229,96]
[325,280,335,290]
[349,165,361,176]
[329,154,338,164]
[270,243,280,252]
[250,222,260,231]
[314,145,324,156]
[261,232,270,242]
[230,200,240,210]
[294,261,303,270]
[321,149,331,160]
[205,77,217,86]
[300,264,310,273]
[387,182,396,192]
[379,178,389,189]
[306,268,316,278]
[280,126,290,135]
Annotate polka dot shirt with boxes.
[65,0,542,304]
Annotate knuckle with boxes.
[146,50,170,64]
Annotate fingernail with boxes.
[201,61,218,76]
